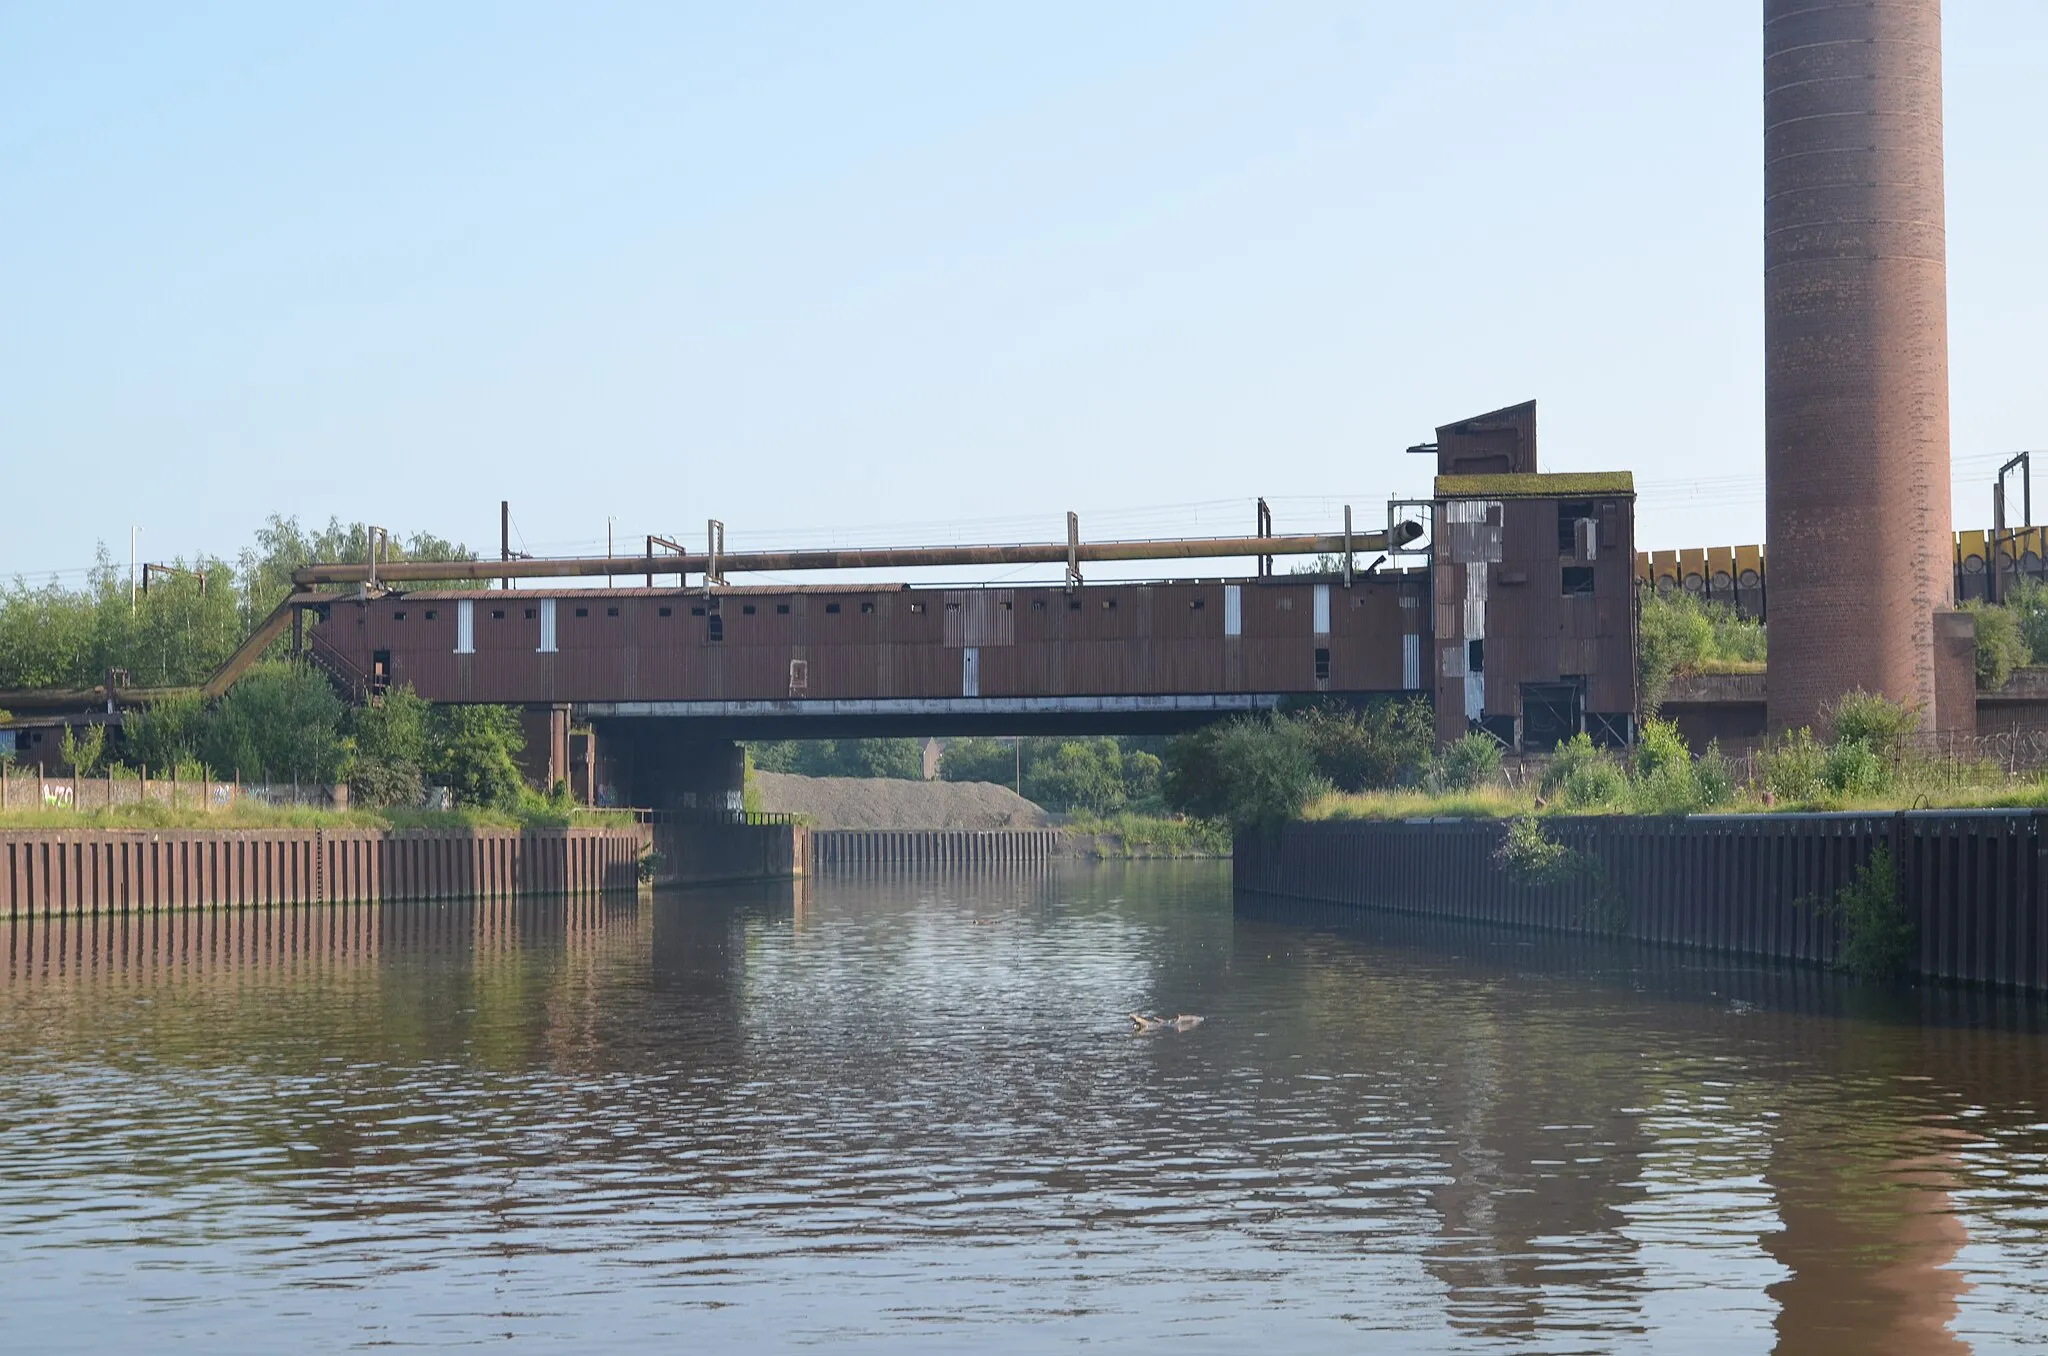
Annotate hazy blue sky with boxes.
[4,1,2044,585]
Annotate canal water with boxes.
[2,862,2046,1354]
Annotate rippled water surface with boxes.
[4,862,2048,1353]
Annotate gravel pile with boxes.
[750,772,1052,830]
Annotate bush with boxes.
[1638,587,1767,712]
[1540,733,1625,809]
[939,737,1016,786]
[1434,732,1502,791]
[1630,718,1690,782]
[1821,844,1913,980]
[1823,738,1891,798]
[1161,715,1327,834]
[1826,689,1921,754]
[1762,728,1828,803]
[1024,738,1130,815]
[201,661,345,783]
[429,704,526,810]
[1694,740,1735,808]
[1960,600,2029,690]
[123,693,207,774]
[345,685,431,807]
[1295,698,1434,791]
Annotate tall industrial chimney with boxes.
[1764,0,1952,735]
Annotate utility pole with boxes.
[606,516,615,588]
[129,527,139,611]
[500,500,511,590]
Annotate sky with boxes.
[3,1,2045,588]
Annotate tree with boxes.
[939,737,1017,786]
[744,738,921,779]
[123,692,207,773]
[345,685,431,807]
[1294,698,1434,791]
[429,704,527,809]
[1023,738,1128,814]
[200,661,345,783]
[1162,715,1327,832]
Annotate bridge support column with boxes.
[517,703,573,794]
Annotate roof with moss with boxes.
[1434,471,1635,499]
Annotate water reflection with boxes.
[0,863,2044,1352]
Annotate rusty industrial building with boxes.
[246,401,1634,806]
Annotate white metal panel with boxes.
[1223,585,1242,637]
[455,600,475,654]
[538,598,557,653]
[1402,634,1421,690]
[962,646,980,697]
[1312,584,1331,636]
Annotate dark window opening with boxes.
[1477,715,1517,748]
[491,609,506,620]
[1521,681,1586,752]
[861,601,874,614]
[574,607,589,618]
[1466,638,1484,673]
[392,611,406,621]
[659,606,672,617]
[1032,600,1045,611]
[909,603,925,614]
[742,604,756,615]
[707,615,724,643]
[691,606,706,617]
[1068,600,1082,611]
[1563,566,1596,596]
[825,603,841,614]
[1000,600,1013,611]
[1101,599,1116,610]
[606,607,619,617]
[777,604,790,615]
[523,608,536,620]
[1314,647,1331,681]
[1558,501,1594,553]
[1190,598,1205,610]
[946,602,961,612]
[424,610,437,620]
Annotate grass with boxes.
[0,801,639,833]
[1062,811,1234,857]
[1303,771,2048,822]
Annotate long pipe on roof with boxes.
[292,523,1426,586]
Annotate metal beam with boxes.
[291,523,1425,586]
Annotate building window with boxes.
[707,615,724,642]
[861,601,874,614]
[491,609,506,620]
[1033,600,1046,611]
[1563,567,1596,596]
[1101,599,1116,610]
[659,606,672,617]
[909,603,925,614]
[1068,600,1082,611]
[606,607,619,617]
[1190,598,1205,610]
[575,607,589,618]
[523,608,536,620]
[691,606,706,617]
[1315,647,1331,681]
[777,604,790,614]
[392,611,406,620]
[424,610,437,620]
[1558,502,1594,553]
[826,603,841,614]
[742,604,756,615]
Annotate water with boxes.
[2,862,2047,1354]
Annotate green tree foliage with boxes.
[199,661,346,782]
[123,693,207,772]
[1,520,468,692]
[58,722,109,775]
[1023,738,1132,814]
[1162,715,1328,833]
[428,704,527,810]
[1760,729,1829,803]
[1959,599,2029,690]
[345,684,431,807]
[1294,698,1434,791]
[748,738,923,779]
[939,737,1017,785]
[1636,587,1768,714]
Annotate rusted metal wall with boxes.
[811,829,1062,870]
[306,576,1432,708]
[1235,812,2048,992]
[0,826,644,919]
[649,820,808,885]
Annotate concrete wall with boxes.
[649,820,808,886]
